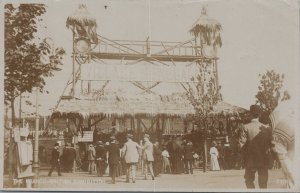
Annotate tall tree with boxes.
[187,6,222,172]
[5,4,65,126]
[4,4,65,182]
[186,60,222,172]
[255,70,290,119]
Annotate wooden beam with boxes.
[141,82,161,94]
[88,117,92,130]
[180,83,188,92]
[161,42,176,66]
[98,35,142,54]
[153,38,195,55]
[161,116,165,134]
[90,116,105,127]
[132,117,136,132]
[91,52,217,62]
[139,119,147,131]
[131,81,156,94]
[149,118,158,132]
[99,80,110,92]
[137,118,141,140]
[156,117,160,131]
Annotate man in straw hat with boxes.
[142,134,155,180]
[122,134,141,183]
[239,105,272,189]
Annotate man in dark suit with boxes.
[153,141,162,177]
[107,136,120,184]
[48,143,62,176]
[62,143,76,172]
[183,140,194,174]
[95,141,107,177]
[239,105,272,189]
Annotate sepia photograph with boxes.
[1,0,299,191]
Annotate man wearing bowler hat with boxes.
[107,136,120,184]
[48,143,62,176]
[239,105,272,189]
[95,141,107,177]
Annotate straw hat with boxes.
[110,135,116,142]
[212,141,217,147]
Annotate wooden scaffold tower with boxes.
[49,5,244,140]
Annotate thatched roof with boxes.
[53,89,247,118]
[190,7,222,48]
[210,101,248,117]
[66,4,97,29]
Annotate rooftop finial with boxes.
[201,5,207,15]
[79,4,87,9]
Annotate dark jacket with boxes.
[95,145,107,160]
[153,145,162,161]
[217,145,224,159]
[107,143,120,165]
[51,147,60,164]
[62,146,76,166]
[183,143,194,160]
[239,119,272,168]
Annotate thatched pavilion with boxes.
[48,4,247,142]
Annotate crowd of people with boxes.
[46,104,280,189]
[47,132,213,184]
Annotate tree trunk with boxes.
[8,98,15,184]
[88,117,92,130]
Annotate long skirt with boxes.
[210,155,220,171]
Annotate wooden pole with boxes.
[72,31,76,97]
[88,117,92,130]
[33,88,40,185]
[203,120,208,173]
[116,118,120,132]
[132,117,136,132]
[19,94,22,127]
[137,118,141,140]
[161,116,165,134]
[8,102,14,185]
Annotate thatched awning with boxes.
[54,92,193,118]
[190,7,222,48]
[53,91,247,118]
[66,4,98,43]
[210,101,248,117]
[66,4,97,29]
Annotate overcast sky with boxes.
[4,0,299,116]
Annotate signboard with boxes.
[78,131,94,142]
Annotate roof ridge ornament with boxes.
[201,6,207,16]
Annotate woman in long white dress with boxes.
[210,141,220,171]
